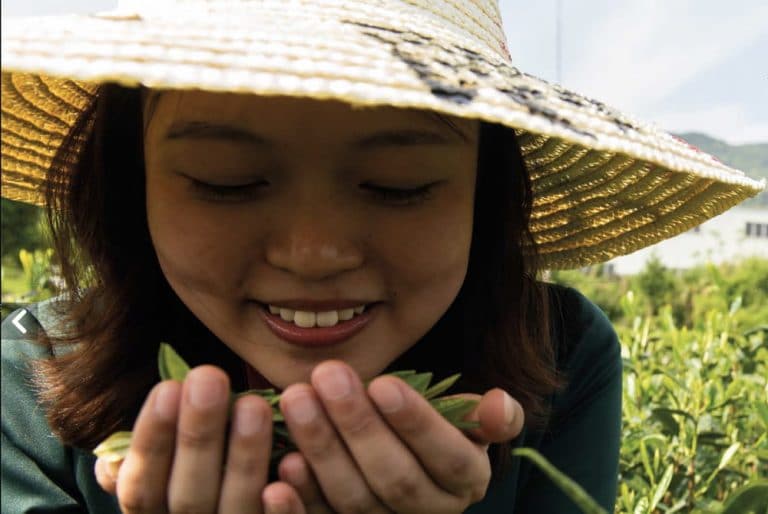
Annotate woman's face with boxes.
[143,90,479,388]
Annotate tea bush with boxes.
[553,258,767,513]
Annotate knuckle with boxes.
[225,454,263,476]
[118,486,157,514]
[391,401,428,435]
[446,452,473,478]
[335,492,378,514]
[176,425,217,450]
[381,474,421,504]
[341,408,379,436]
[302,426,337,460]
[116,465,160,513]
[131,423,175,456]
[169,489,216,514]
[132,437,174,458]
[169,500,211,514]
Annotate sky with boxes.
[2,0,767,145]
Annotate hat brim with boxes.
[1,5,764,269]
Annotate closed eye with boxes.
[361,182,441,206]
[186,177,269,202]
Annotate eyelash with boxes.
[362,183,438,205]
[189,179,438,206]
[190,180,267,202]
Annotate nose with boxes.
[264,204,365,280]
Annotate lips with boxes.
[256,302,377,347]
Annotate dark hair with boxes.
[33,84,565,478]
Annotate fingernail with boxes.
[235,401,265,436]
[188,371,226,409]
[153,383,179,421]
[371,380,404,413]
[503,392,516,425]
[314,364,352,400]
[285,391,319,425]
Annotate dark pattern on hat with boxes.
[344,20,645,140]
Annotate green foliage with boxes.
[1,249,62,305]
[553,257,768,513]
[635,255,678,314]
[1,198,47,263]
[615,300,766,513]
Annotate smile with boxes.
[255,302,378,347]
[267,304,367,328]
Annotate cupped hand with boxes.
[94,365,303,514]
[272,361,525,514]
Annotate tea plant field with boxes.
[552,258,767,513]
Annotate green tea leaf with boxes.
[158,343,190,381]
[639,438,655,486]
[399,372,433,394]
[513,447,608,514]
[235,388,281,405]
[452,420,481,430]
[385,370,417,381]
[93,431,132,462]
[720,480,768,514]
[650,408,680,436]
[633,497,649,514]
[430,397,478,424]
[717,442,741,471]
[728,295,742,316]
[755,402,768,429]
[424,373,461,400]
[649,464,673,512]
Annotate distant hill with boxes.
[676,132,767,207]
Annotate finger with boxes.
[167,366,230,514]
[367,374,491,502]
[94,457,120,495]
[117,380,181,514]
[457,388,525,444]
[262,482,308,514]
[278,453,334,514]
[279,383,390,514]
[218,394,274,513]
[310,362,458,513]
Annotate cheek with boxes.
[145,176,255,298]
[374,187,474,314]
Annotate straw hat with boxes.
[2,0,764,269]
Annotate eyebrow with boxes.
[165,118,471,148]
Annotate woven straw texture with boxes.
[1,0,764,269]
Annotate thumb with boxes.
[94,457,122,495]
[451,388,525,445]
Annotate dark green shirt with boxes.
[1,286,622,513]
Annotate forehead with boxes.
[143,89,475,143]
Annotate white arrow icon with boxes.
[12,310,27,334]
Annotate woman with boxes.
[1,1,763,513]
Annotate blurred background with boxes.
[1,2,766,512]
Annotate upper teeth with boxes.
[267,305,366,328]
